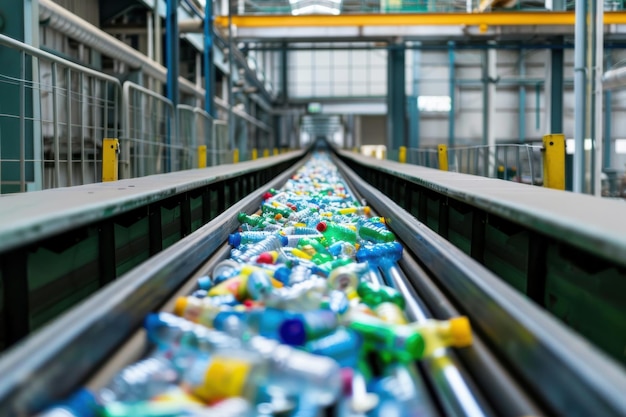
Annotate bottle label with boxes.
[194,356,251,403]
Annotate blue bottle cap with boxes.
[274,266,292,285]
[228,233,242,247]
[280,235,289,246]
[197,276,213,291]
[279,318,307,346]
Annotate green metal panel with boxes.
[0,0,40,193]
[544,244,626,362]
[483,218,529,294]
[447,199,472,256]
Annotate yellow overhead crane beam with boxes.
[214,11,626,28]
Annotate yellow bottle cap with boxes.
[294,222,306,227]
[240,265,255,276]
[173,297,188,317]
[449,316,473,347]
[363,206,371,215]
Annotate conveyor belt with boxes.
[1,149,625,417]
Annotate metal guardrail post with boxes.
[197,145,207,168]
[543,133,566,190]
[438,144,449,171]
[399,146,407,163]
[263,148,269,158]
[273,148,278,156]
[102,139,119,182]
[233,148,239,163]
[252,148,258,160]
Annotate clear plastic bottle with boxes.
[97,356,179,404]
[278,309,339,346]
[356,242,403,265]
[304,327,362,368]
[232,235,288,263]
[228,231,275,247]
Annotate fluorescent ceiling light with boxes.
[291,4,340,15]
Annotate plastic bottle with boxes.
[327,265,360,297]
[316,221,357,245]
[304,328,362,368]
[357,281,406,309]
[97,356,179,404]
[35,389,98,417]
[356,242,403,265]
[313,257,355,277]
[100,395,253,417]
[245,269,274,300]
[228,231,275,247]
[327,241,357,259]
[374,302,409,325]
[237,213,266,228]
[358,221,396,243]
[278,309,339,346]
[408,316,473,357]
[231,235,288,263]
[347,313,424,362]
[261,202,293,219]
[263,277,327,311]
[179,337,341,407]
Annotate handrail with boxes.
[0,34,121,87]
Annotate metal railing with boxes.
[449,144,544,185]
[121,82,178,178]
[0,33,121,193]
[399,143,544,185]
[0,34,277,194]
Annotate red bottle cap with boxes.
[316,222,327,232]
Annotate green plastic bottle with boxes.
[358,221,396,243]
[237,212,266,227]
[316,221,357,245]
[357,281,406,309]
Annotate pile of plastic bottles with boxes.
[40,152,472,417]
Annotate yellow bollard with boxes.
[197,145,207,168]
[263,148,269,158]
[273,148,278,156]
[233,148,239,164]
[399,146,407,164]
[252,148,258,160]
[438,144,449,171]
[102,138,119,182]
[543,133,565,190]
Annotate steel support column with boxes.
[387,41,406,155]
[483,44,497,177]
[518,50,526,142]
[166,0,179,172]
[550,38,564,134]
[574,0,604,194]
[408,43,420,149]
[604,52,612,170]
[448,41,456,147]
[204,0,215,117]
